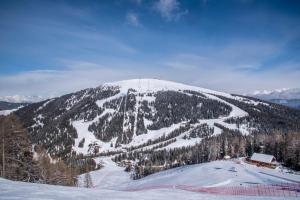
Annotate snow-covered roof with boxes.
[250,153,275,164]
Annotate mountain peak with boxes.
[103,78,225,96]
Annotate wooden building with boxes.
[248,153,277,168]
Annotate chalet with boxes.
[249,153,277,168]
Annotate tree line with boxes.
[113,127,300,179]
[0,114,97,186]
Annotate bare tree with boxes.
[83,171,93,188]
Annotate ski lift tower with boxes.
[138,78,141,95]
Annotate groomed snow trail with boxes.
[76,158,300,198]
[1,159,299,200]
[2,178,291,200]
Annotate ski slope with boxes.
[79,158,300,189]
[76,158,299,199]
[1,158,299,200]
[1,178,292,200]
[69,79,259,155]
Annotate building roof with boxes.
[250,153,275,164]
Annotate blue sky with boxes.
[0,0,300,96]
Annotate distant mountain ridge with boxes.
[0,95,45,103]
[0,101,28,111]
[252,88,300,99]
[250,88,300,109]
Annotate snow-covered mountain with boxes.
[14,79,300,160]
[0,95,45,103]
[251,88,300,109]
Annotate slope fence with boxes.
[124,183,300,197]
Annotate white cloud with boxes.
[163,39,282,73]
[1,58,300,97]
[0,41,299,97]
[0,66,135,97]
[154,0,187,21]
[155,39,300,93]
[126,12,140,27]
[10,16,139,55]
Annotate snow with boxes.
[79,157,300,190]
[232,95,269,106]
[104,79,232,98]
[75,79,259,153]
[121,88,252,151]
[195,93,254,136]
[78,157,130,188]
[115,79,254,150]
[2,158,298,199]
[65,91,90,110]
[0,108,17,116]
[250,153,275,164]
[163,136,202,149]
[96,92,124,108]
[133,93,141,138]
[72,120,100,154]
[143,117,153,127]
[205,179,232,187]
[31,114,45,128]
[36,98,54,112]
[213,125,223,135]
[2,79,299,199]
[72,118,121,154]
[104,78,263,110]
[126,122,185,147]
[0,105,25,116]
[33,79,272,156]
[203,93,248,119]
[2,179,292,200]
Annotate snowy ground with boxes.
[78,157,300,190]
[0,108,18,116]
[2,178,292,200]
[1,158,298,200]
